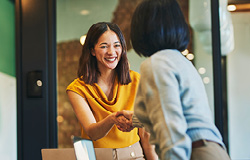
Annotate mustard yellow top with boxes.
[66,70,140,148]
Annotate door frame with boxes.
[15,0,57,159]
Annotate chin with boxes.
[108,66,117,70]
[106,62,118,70]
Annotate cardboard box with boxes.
[41,148,113,160]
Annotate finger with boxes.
[116,120,126,128]
[115,111,123,117]
[117,125,127,132]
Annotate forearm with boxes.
[142,144,158,160]
[139,128,158,160]
[68,91,119,141]
[83,113,116,141]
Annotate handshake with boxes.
[115,110,135,132]
[115,110,143,132]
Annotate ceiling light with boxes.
[80,10,90,15]
[57,116,64,123]
[198,67,206,74]
[186,53,194,61]
[182,49,189,56]
[80,35,86,45]
[227,5,236,11]
[203,77,210,84]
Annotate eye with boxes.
[100,45,108,48]
[115,44,121,48]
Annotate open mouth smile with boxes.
[105,57,116,62]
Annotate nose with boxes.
[108,46,116,55]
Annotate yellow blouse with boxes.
[66,70,140,148]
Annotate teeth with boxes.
[106,58,116,61]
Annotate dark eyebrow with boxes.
[99,41,120,46]
[99,42,108,46]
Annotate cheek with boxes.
[118,49,122,57]
[118,51,122,59]
[118,53,123,62]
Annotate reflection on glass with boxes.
[186,53,194,61]
[227,5,236,12]
[189,0,215,118]
[80,35,86,45]
[203,77,210,84]
[198,67,206,75]
[182,49,189,56]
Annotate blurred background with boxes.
[1,0,250,159]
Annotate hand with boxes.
[116,115,134,132]
[109,112,131,131]
[115,110,134,132]
[116,110,133,120]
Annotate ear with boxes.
[91,48,96,56]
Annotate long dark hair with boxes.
[131,0,190,57]
[77,22,131,85]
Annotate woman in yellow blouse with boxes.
[66,22,158,160]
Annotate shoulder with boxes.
[66,78,95,98]
[148,49,184,72]
[67,78,85,87]
[139,57,154,77]
[139,50,182,79]
[66,78,90,91]
[151,49,180,63]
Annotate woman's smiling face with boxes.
[91,30,122,70]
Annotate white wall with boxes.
[0,72,16,160]
[227,12,250,159]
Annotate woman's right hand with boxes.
[115,110,134,132]
[68,91,125,140]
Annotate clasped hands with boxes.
[115,110,134,132]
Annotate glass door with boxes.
[56,1,250,159]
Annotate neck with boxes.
[97,69,116,101]
[98,69,116,86]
